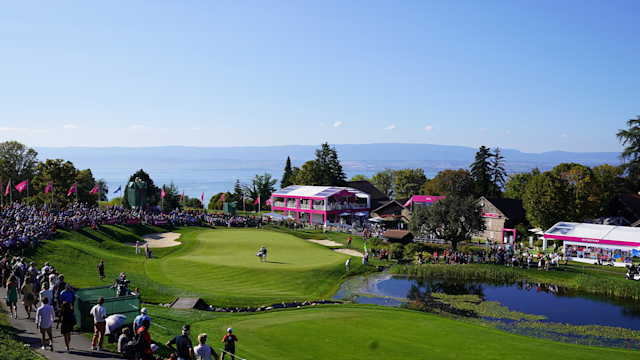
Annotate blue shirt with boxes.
[134,314,151,331]
[59,289,75,304]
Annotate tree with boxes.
[522,170,571,230]
[616,115,640,189]
[394,168,427,199]
[503,171,534,199]
[409,195,485,250]
[122,169,160,208]
[591,164,632,216]
[233,178,244,202]
[160,181,181,210]
[423,169,475,197]
[0,141,38,203]
[96,178,109,202]
[371,168,397,199]
[31,159,78,207]
[470,146,493,197]
[77,169,99,205]
[488,147,506,197]
[243,173,277,207]
[281,157,294,188]
[291,161,321,186]
[349,174,370,182]
[208,191,232,211]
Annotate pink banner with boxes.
[104,218,117,225]
[72,222,83,230]
[545,234,640,247]
[154,219,168,225]
[126,218,139,225]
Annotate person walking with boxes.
[136,241,141,254]
[1,254,10,287]
[58,301,75,352]
[39,283,53,306]
[167,324,194,360]
[97,260,105,281]
[347,235,352,248]
[134,307,151,332]
[345,258,351,272]
[145,243,149,257]
[21,277,37,319]
[35,297,55,351]
[221,328,238,360]
[90,297,107,351]
[6,274,20,318]
[194,333,219,360]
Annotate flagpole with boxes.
[75,182,78,204]
[9,179,12,204]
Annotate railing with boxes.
[273,201,285,207]
[352,203,368,209]
[286,202,297,208]
[299,203,310,210]
[312,205,325,211]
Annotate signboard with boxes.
[72,222,83,230]
[154,219,168,226]
[126,218,139,225]
[103,218,117,225]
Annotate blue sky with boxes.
[1,0,638,153]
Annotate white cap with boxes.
[140,308,147,314]
[227,327,232,333]
[150,344,159,352]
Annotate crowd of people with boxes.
[422,245,568,270]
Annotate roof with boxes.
[346,181,389,200]
[272,185,370,199]
[372,199,407,213]
[381,230,412,239]
[545,222,640,243]
[482,197,526,220]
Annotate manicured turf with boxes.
[144,228,351,304]
[144,304,639,360]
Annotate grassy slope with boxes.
[22,225,363,306]
[144,304,638,360]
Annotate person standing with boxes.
[167,324,194,360]
[347,235,352,248]
[136,319,154,360]
[97,260,105,281]
[194,333,219,360]
[6,274,20,318]
[345,258,351,272]
[221,328,238,360]
[145,243,149,257]
[0,254,10,287]
[90,297,107,351]
[35,297,55,351]
[136,241,141,254]
[52,274,66,312]
[58,301,74,352]
[134,307,151,332]
[21,277,37,319]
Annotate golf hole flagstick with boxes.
[219,348,247,360]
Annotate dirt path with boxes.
[123,232,182,248]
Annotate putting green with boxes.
[144,228,351,304]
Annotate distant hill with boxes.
[33,143,621,174]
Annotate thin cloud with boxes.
[320,123,325,127]
[461,130,467,133]
[421,125,437,131]
[334,121,343,127]
[506,131,511,135]
[63,124,80,129]
[479,128,486,132]
[129,125,151,131]
[194,127,202,130]
[220,127,228,130]
[560,134,569,138]
[383,125,396,130]
[0,127,48,133]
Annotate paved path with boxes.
[0,287,119,360]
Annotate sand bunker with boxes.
[307,239,343,246]
[124,232,182,248]
[333,249,364,257]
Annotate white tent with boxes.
[262,212,285,220]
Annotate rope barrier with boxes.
[219,348,247,360]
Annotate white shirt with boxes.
[90,304,106,323]
[36,304,55,329]
[194,344,213,360]
[39,289,53,304]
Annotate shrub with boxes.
[389,243,405,259]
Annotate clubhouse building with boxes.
[269,185,372,224]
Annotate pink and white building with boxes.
[545,222,640,267]
[270,185,371,224]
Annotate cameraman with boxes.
[110,272,132,297]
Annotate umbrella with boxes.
[284,215,295,220]
[368,217,382,222]
[105,314,127,335]
[339,212,350,216]
[354,212,367,216]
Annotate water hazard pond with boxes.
[334,273,640,348]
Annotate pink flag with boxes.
[15,180,28,193]
[254,195,260,205]
[404,197,413,207]
[201,192,204,203]
[90,184,99,195]
[220,193,224,204]
[161,188,166,198]
[5,180,10,196]
[180,190,184,202]
[266,197,273,205]
[68,183,77,196]
[44,181,53,194]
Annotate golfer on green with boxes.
[221,328,238,360]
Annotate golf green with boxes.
[144,228,351,304]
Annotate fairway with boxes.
[149,305,639,360]
[144,228,351,304]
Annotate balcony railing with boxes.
[299,203,311,210]
[286,202,297,208]
[273,201,285,208]
[312,205,325,211]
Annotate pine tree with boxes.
[281,157,293,188]
[469,146,493,197]
[488,147,506,197]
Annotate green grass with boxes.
[142,304,638,360]
[0,302,39,360]
[22,225,365,306]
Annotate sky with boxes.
[1,0,638,153]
